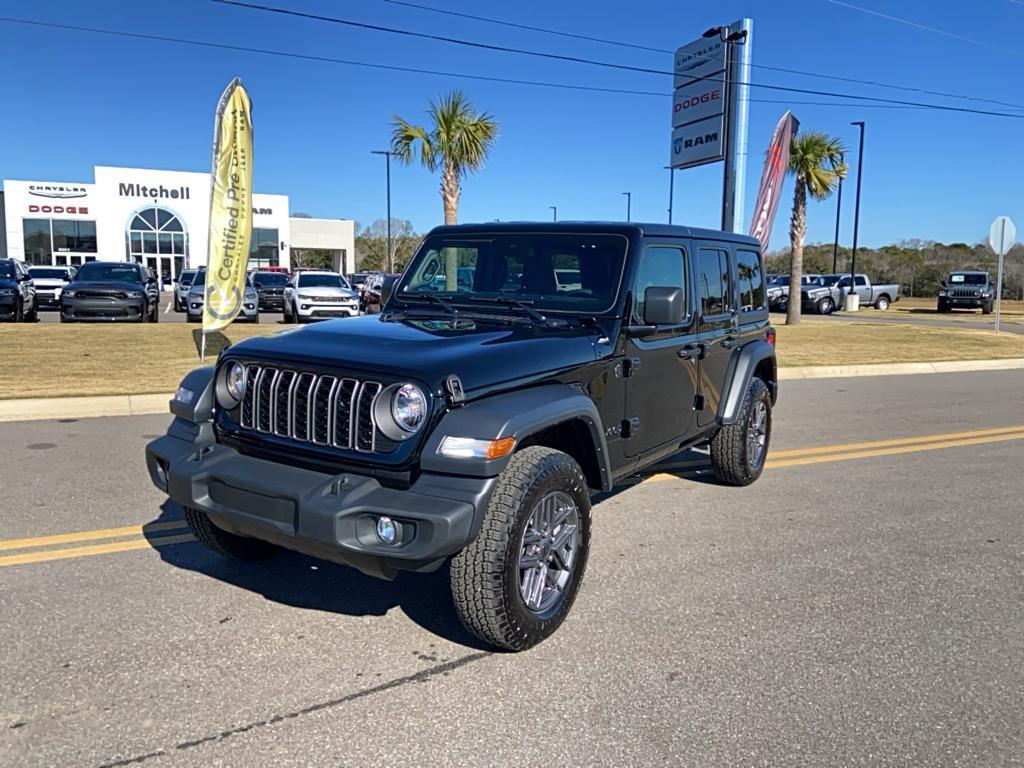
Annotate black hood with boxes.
[67,280,145,291]
[224,314,603,395]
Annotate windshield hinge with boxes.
[622,357,641,378]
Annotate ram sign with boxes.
[670,116,724,169]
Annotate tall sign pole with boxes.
[722,18,753,233]
[989,216,1016,334]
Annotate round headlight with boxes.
[217,362,246,409]
[392,384,427,433]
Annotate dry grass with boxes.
[2,320,1023,400]
[0,324,281,399]
[774,321,1024,367]
[880,296,1024,323]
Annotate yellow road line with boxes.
[0,520,188,552]
[768,424,1024,459]
[0,533,195,568]
[644,429,1024,482]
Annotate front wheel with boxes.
[450,446,592,651]
[817,297,834,315]
[710,377,772,487]
[982,301,993,315]
[184,506,280,560]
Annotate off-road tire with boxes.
[875,295,890,311]
[450,446,592,651]
[183,506,280,560]
[982,301,993,315]
[709,377,772,487]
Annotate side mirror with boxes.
[642,286,684,326]
[940,280,946,288]
[381,275,399,306]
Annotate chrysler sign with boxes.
[670,116,724,170]
[673,37,726,89]
[28,184,88,199]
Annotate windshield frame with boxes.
[28,267,70,280]
[393,231,630,316]
[73,263,144,283]
[252,271,289,287]
[949,273,986,285]
[296,272,349,289]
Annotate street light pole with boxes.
[622,191,631,222]
[370,150,393,273]
[666,167,675,225]
[550,206,557,222]
[832,153,844,274]
[847,122,865,311]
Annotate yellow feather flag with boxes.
[202,78,254,357]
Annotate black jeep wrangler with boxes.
[938,270,994,314]
[146,223,777,650]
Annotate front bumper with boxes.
[36,291,61,309]
[0,296,16,319]
[297,302,360,319]
[257,293,284,310]
[62,297,145,321]
[940,296,987,308]
[188,301,259,321]
[145,419,496,579]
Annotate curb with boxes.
[1,357,1022,423]
[778,357,1024,380]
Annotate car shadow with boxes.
[145,500,491,650]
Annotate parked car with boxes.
[801,273,900,314]
[60,261,158,323]
[185,269,259,323]
[282,270,359,322]
[361,272,403,314]
[348,271,380,304]
[173,269,198,312]
[938,271,994,314]
[145,222,778,651]
[0,259,37,322]
[250,270,290,312]
[766,274,819,311]
[28,265,75,311]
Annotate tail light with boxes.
[766,327,776,347]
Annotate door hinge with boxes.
[621,417,640,439]
[623,357,642,378]
[693,394,706,412]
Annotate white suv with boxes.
[283,271,359,323]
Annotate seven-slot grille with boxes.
[949,288,980,298]
[238,364,386,453]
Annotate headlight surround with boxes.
[938,290,947,297]
[374,383,427,440]
[216,361,247,409]
[125,290,143,299]
[0,288,15,296]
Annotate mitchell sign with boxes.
[118,182,192,201]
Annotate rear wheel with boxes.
[451,446,592,651]
[710,377,772,487]
[184,506,280,560]
[875,295,890,311]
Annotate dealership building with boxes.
[0,165,355,280]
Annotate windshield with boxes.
[298,273,347,289]
[396,233,628,313]
[75,263,142,283]
[816,275,841,286]
[192,270,206,287]
[179,270,196,285]
[768,275,788,287]
[253,272,288,286]
[0,264,15,281]
[949,273,986,285]
[350,273,371,285]
[29,268,69,279]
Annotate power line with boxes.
[829,0,1024,57]
[212,0,1024,119]
[377,0,1024,111]
[1,15,1021,119]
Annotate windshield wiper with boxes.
[464,296,549,324]
[399,292,459,316]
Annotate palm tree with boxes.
[785,132,847,325]
[391,90,499,226]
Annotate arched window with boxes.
[126,206,187,284]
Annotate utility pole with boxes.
[622,191,631,222]
[846,122,865,311]
[370,150,393,272]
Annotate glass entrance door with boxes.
[127,206,187,288]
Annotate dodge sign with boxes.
[672,71,726,128]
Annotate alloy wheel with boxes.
[518,491,580,614]
[747,400,768,469]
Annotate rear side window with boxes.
[697,247,731,316]
[736,249,764,311]
[634,245,686,322]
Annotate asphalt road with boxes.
[2,371,1022,767]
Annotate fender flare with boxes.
[420,383,612,491]
[718,340,777,425]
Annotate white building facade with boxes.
[2,165,354,280]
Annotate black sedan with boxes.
[60,262,160,323]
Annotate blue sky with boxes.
[1,0,1022,251]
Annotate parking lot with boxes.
[2,370,1021,767]
[32,293,289,326]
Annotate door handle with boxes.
[677,343,704,361]
[720,334,738,349]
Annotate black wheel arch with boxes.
[419,383,612,492]
[717,339,777,425]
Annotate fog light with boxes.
[376,516,397,544]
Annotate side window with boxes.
[697,247,731,316]
[855,275,868,287]
[838,276,851,288]
[736,249,764,311]
[634,245,686,322]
